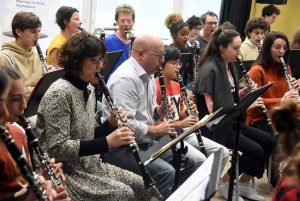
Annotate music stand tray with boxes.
[206,82,274,131]
[100,50,123,82]
[167,148,222,201]
[24,70,65,117]
[179,53,192,75]
[233,60,255,80]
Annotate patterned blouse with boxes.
[36,73,162,201]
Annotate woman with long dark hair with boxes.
[193,28,276,201]
[247,31,300,186]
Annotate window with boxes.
[182,0,222,22]
[95,0,173,40]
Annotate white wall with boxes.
[0,0,222,53]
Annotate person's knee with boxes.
[250,145,264,159]
[222,146,230,158]
[149,162,175,187]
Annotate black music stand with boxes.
[24,69,65,117]
[167,148,222,201]
[179,53,192,75]
[289,50,300,79]
[233,60,255,80]
[205,82,273,201]
[100,50,123,82]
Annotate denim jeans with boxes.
[186,81,193,91]
[104,140,200,199]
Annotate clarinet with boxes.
[125,29,133,58]
[95,73,155,188]
[257,40,261,54]
[236,58,275,135]
[158,75,176,140]
[18,115,63,189]
[0,125,49,201]
[177,73,208,157]
[280,57,300,103]
[186,41,200,90]
[35,42,48,74]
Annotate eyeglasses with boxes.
[206,22,218,26]
[192,27,201,31]
[142,50,166,59]
[167,62,182,68]
[273,45,288,51]
[118,19,133,25]
[91,56,106,64]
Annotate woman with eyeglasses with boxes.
[186,15,201,40]
[35,31,162,201]
[193,28,277,201]
[155,45,229,172]
[164,13,193,86]
[246,31,300,187]
[47,6,82,69]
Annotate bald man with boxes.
[102,34,201,199]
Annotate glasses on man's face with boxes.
[206,21,218,26]
[143,50,166,59]
[118,19,133,25]
[168,62,182,68]
[91,56,106,65]
[273,45,288,51]
[192,27,201,31]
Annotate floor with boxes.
[211,158,274,201]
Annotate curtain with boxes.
[219,0,252,40]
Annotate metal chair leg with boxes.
[267,155,272,194]
[236,154,239,201]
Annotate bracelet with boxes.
[154,106,161,117]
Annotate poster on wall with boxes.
[0,0,73,54]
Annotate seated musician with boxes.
[156,45,229,172]
[102,34,201,199]
[193,28,277,201]
[0,12,55,101]
[35,31,162,201]
[0,66,69,201]
[47,6,82,69]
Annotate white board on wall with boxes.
[0,0,83,55]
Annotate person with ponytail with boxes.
[164,13,193,86]
[193,28,276,201]
[270,100,300,201]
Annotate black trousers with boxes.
[203,125,277,179]
[227,126,277,178]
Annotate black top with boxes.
[63,73,116,156]
[193,56,239,145]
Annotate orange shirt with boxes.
[0,124,30,199]
[155,79,184,121]
[246,62,291,125]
